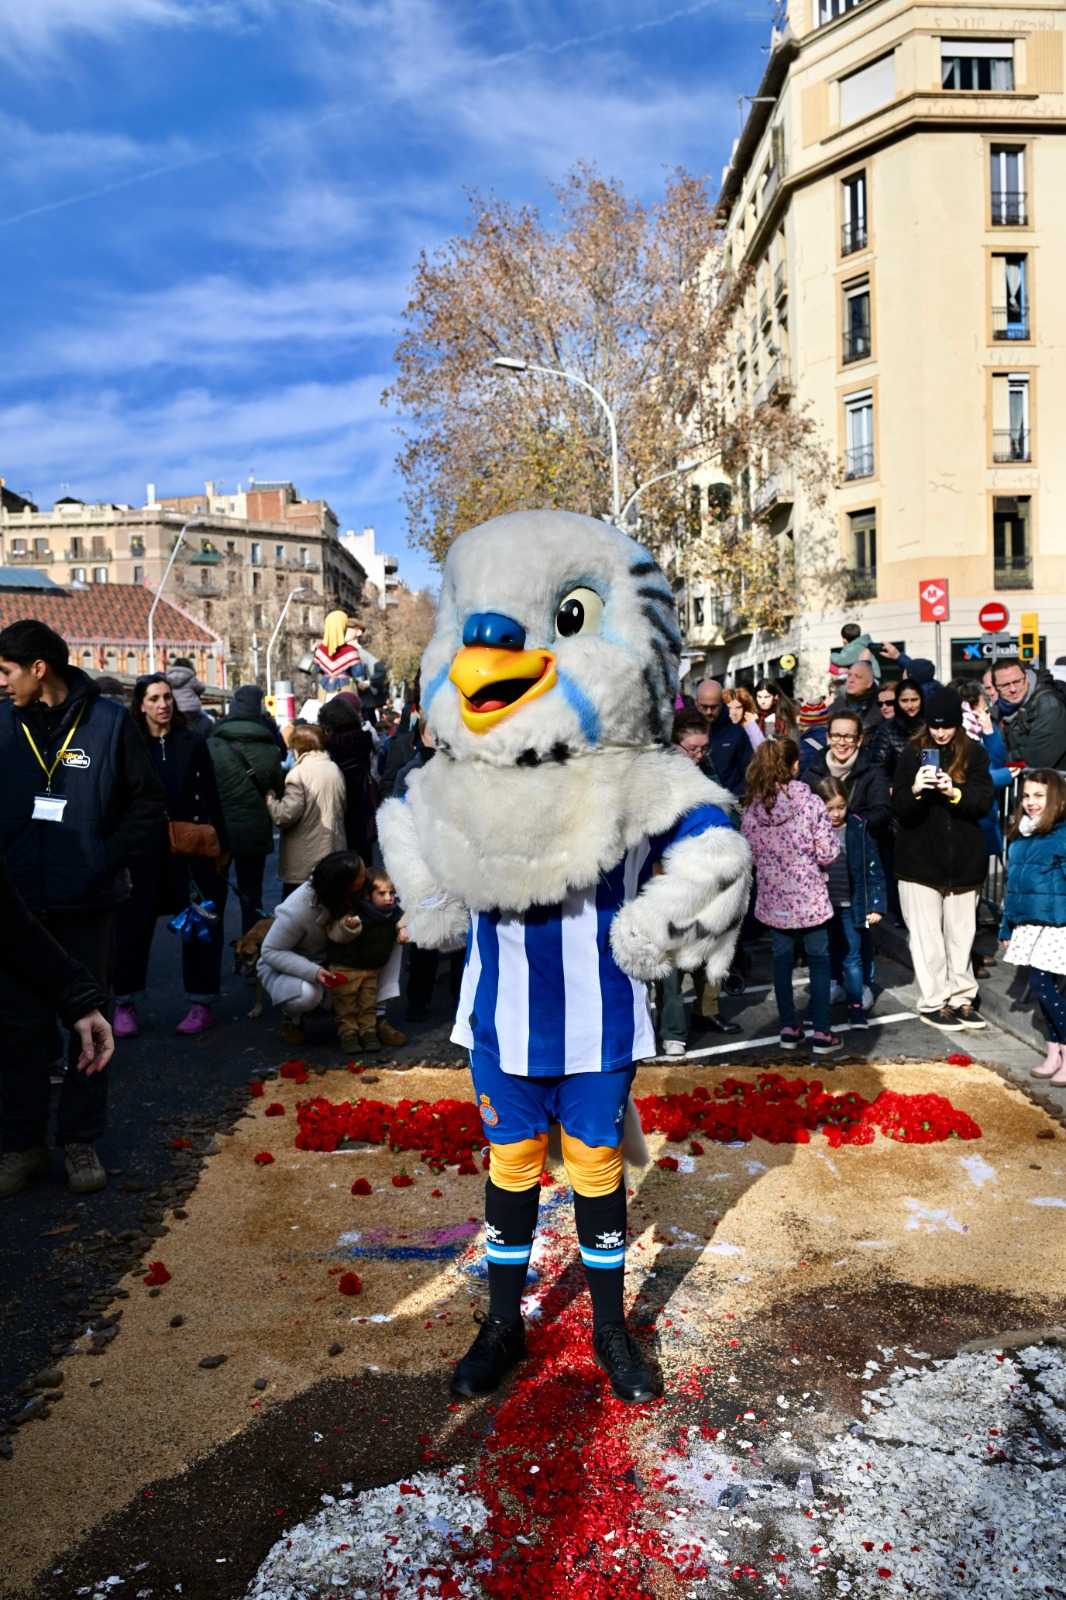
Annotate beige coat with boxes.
[267,749,347,885]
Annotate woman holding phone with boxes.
[891,688,994,1032]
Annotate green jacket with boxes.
[207,718,284,856]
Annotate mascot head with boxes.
[420,510,681,768]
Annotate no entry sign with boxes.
[978,601,1009,634]
[919,578,950,622]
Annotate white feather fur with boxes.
[377,795,469,951]
[610,826,752,982]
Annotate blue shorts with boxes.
[469,1055,635,1148]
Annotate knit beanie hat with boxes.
[230,684,265,716]
[925,687,962,729]
[798,700,831,730]
[904,658,937,686]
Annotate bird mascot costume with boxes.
[378,510,751,1402]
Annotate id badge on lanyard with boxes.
[22,707,83,824]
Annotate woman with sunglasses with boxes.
[112,675,229,1038]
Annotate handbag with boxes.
[168,819,222,859]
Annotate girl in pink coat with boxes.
[741,739,842,1055]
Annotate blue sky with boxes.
[1,0,773,591]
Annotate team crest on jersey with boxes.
[60,749,91,769]
[478,1094,499,1128]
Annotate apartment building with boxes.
[339,526,401,609]
[0,480,366,687]
[686,0,1066,694]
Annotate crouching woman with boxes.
[257,850,403,1047]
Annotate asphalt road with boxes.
[0,873,1044,1424]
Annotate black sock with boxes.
[574,1182,627,1330]
[484,1178,540,1326]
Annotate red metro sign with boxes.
[919,578,950,623]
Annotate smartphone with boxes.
[920,748,940,770]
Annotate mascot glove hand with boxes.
[401,893,469,954]
[610,897,677,981]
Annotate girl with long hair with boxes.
[740,738,842,1055]
[723,687,765,752]
[754,678,798,742]
[113,674,229,1038]
[891,687,994,1033]
[1000,770,1066,1083]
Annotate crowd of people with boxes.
[2,610,1066,1203]
[674,637,1066,1079]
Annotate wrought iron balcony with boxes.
[753,358,793,409]
[8,547,53,564]
[846,568,877,601]
[992,429,1031,462]
[841,219,868,256]
[844,444,875,480]
[994,557,1032,590]
[753,469,795,514]
[992,305,1029,340]
[991,191,1027,226]
[842,326,872,363]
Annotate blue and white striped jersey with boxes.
[451,804,732,1077]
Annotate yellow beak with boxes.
[449,645,557,733]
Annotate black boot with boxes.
[451,1314,526,1398]
[592,1323,661,1404]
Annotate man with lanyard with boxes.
[0,619,165,1198]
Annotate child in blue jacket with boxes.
[1000,768,1066,1084]
[814,778,887,1028]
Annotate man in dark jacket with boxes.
[695,679,752,799]
[992,658,1066,769]
[827,659,881,735]
[0,857,115,1195]
[208,686,285,932]
[0,619,165,1194]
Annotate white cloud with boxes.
[13,271,406,378]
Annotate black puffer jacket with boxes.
[892,740,994,891]
[801,744,892,836]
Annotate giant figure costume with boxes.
[379,510,751,1401]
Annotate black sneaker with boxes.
[810,1031,843,1057]
[592,1322,662,1404]
[846,1005,867,1030]
[952,1002,988,1031]
[451,1314,526,1398]
[920,1006,965,1032]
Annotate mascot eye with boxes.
[555,587,604,639]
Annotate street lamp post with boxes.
[148,519,200,673]
[619,460,701,526]
[491,356,621,523]
[266,586,308,700]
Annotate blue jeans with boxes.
[828,906,864,1006]
[771,923,830,1034]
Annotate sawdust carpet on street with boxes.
[3,1057,1065,1599]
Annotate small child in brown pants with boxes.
[325,869,406,1053]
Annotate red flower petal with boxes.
[338,1271,362,1295]
[656,1155,679,1171]
[143,1260,171,1286]
[350,1177,372,1195]
[253,1151,275,1165]
[248,1081,265,1098]
[391,1173,414,1188]
[264,1102,285,1117]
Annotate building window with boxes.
[69,536,83,558]
[990,145,1026,225]
[70,567,86,584]
[33,538,49,556]
[204,602,213,623]
[847,509,877,597]
[839,51,895,123]
[251,542,262,564]
[693,595,705,627]
[992,373,1031,461]
[254,605,264,627]
[133,564,144,584]
[226,540,237,556]
[130,537,144,557]
[992,253,1029,339]
[819,0,868,23]
[844,391,875,479]
[93,567,108,584]
[941,40,1014,92]
[994,495,1031,588]
[841,172,867,254]
[252,570,261,591]
[299,546,309,566]
[275,544,285,563]
[842,277,871,363]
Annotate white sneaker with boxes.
[663,1040,686,1057]
[829,982,845,1005]
[862,986,874,1010]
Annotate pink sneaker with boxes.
[176,1003,215,1036]
[113,1003,139,1039]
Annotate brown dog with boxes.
[232,917,275,1018]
